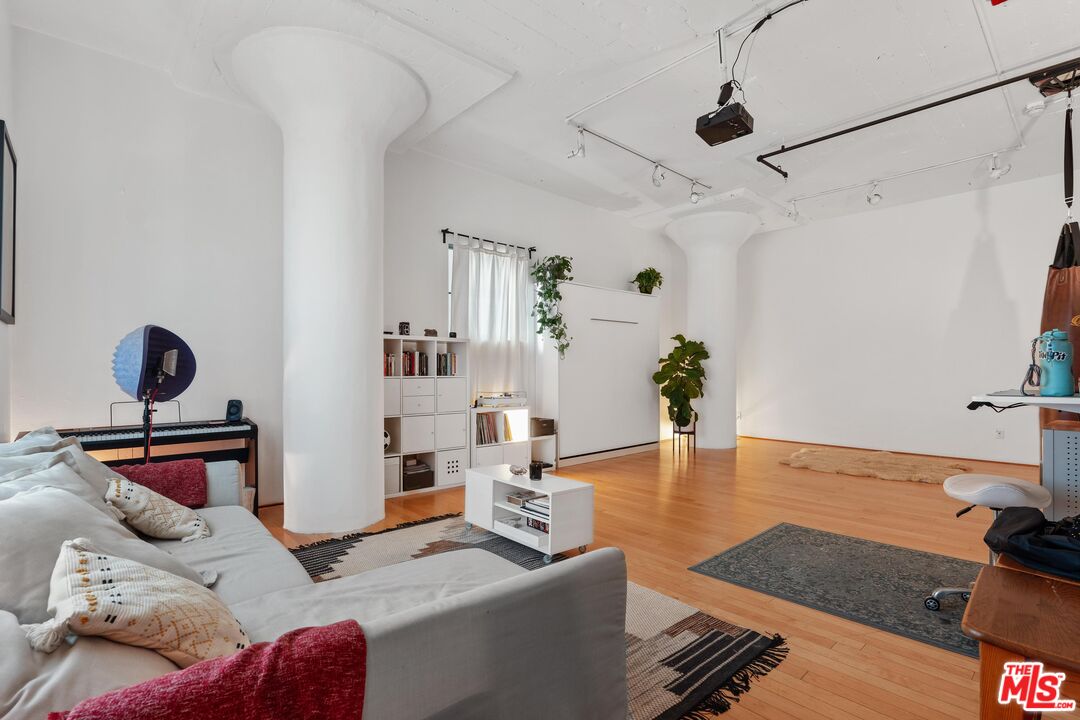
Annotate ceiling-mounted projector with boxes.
[696,103,754,146]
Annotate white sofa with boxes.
[1,458,629,719]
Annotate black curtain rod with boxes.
[441,228,536,258]
[756,55,1080,179]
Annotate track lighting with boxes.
[689,183,704,204]
[866,183,882,206]
[567,128,585,159]
[989,153,1012,180]
[652,164,666,188]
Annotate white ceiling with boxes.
[10,0,1080,229]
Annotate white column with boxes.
[233,28,426,533]
[665,211,759,449]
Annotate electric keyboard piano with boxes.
[52,419,260,514]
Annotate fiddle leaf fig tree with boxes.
[531,255,574,357]
[652,334,709,428]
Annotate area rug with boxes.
[780,446,971,484]
[290,513,787,719]
[689,523,982,657]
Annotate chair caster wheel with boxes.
[578,545,587,553]
[924,597,941,611]
[543,554,553,565]
[961,592,971,602]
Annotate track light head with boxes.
[652,164,666,188]
[989,153,1012,180]
[567,128,585,159]
[689,183,704,204]
[866,183,882,206]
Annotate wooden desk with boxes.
[962,560,1080,719]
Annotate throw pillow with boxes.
[23,538,250,668]
[0,457,122,519]
[0,487,205,624]
[112,459,208,507]
[0,427,77,457]
[105,477,210,542]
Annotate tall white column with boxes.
[665,211,759,449]
[233,28,427,533]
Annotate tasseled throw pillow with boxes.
[104,477,210,543]
[23,539,249,668]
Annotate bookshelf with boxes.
[383,335,469,497]
[470,406,530,468]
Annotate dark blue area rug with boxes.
[689,523,982,657]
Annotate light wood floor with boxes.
[261,437,1057,720]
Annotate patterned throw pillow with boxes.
[22,539,249,668]
[105,477,210,543]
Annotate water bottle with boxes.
[1039,329,1075,397]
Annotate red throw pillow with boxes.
[48,620,367,720]
[113,459,208,508]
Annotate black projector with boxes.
[696,103,754,146]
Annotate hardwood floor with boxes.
[261,437,1064,720]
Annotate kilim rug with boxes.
[290,513,788,719]
[690,523,982,657]
[780,446,971,484]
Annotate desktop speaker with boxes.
[226,399,243,422]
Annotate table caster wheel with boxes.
[924,597,941,612]
[578,545,587,553]
[542,554,553,565]
[464,522,473,530]
[961,592,971,602]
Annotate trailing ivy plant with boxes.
[633,267,663,294]
[652,334,709,428]
[531,255,574,357]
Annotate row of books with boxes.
[475,412,499,445]
[383,352,459,377]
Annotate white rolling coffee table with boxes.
[465,465,593,564]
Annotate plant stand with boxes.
[672,421,696,454]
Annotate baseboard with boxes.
[559,442,659,467]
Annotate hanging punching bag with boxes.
[1041,99,1080,427]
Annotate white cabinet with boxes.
[503,442,530,467]
[384,379,401,416]
[437,449,468,486]
[400,415,435,453]
[402,395,435,415]
[402,378,435,397]
[436,378,468,413]
[474,444,503,467]
[436,413,467,450]
[384,457,401,494]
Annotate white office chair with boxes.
[924,474,1052,611]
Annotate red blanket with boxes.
[48,620,367,720]
[113,459,208,507]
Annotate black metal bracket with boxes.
[756,55,1080,178]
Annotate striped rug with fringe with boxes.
[290,513,786,718]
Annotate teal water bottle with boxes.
[1039,329,1075,397]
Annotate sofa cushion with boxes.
[229,548,526,642]
[0,487,205,624]
[149,506,311,605]
[24,538,250,669]
[0,609,177,720]
[0,458,120,519]
[0,427,76,457]
[105,477,210,542]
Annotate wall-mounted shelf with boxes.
[971,391,1080,414]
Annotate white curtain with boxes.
[450,239,534,403]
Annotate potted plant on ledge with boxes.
[632,267,663,295]
[652,334,708,435]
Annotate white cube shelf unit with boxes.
[471,406,530,468]
[383,335,469,497]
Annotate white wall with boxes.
[0,0,15,441]
[737,175,1060,464]
[11,29,286,498]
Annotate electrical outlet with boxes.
[994,429,1005,440]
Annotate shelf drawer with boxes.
[402,395,435,415]
[436,378,468,413]
[384,457,400,495]
[402,378,434,397]
[436,413,467,449]
[437,449,468,486]
[400,415,435,453]
[384,379,401,416]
